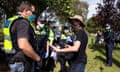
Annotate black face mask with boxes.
[71,23,77,28]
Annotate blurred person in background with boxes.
[57,25,74,72]
[104,23,115,66]
[95,30,104,44]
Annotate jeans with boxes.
[70,62,86,72]
[9,62,24,72]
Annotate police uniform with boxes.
[45,27,56,71]
[37,25,48,57]
[3,15,20,52]
[3,15,37,72]
[58,31,73,72]
[104,28,115,66]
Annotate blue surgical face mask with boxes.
[28,14,35,22]
[39,24,45,28]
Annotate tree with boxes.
[95,0,120,31]
[0,0,48,18]
[0,0,88,21]
[46,0,73,19]
[0,0,73,18]
[86,16,103,33]
[71,0,89,20]
[43,0,88,23]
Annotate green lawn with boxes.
[85,44,120,72]
[53,33,120,72]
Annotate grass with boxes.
[53,33,120,72]
[85,45,120,72]
[1,32,119,72]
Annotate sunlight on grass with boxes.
[85,34,120,72]
[53,33,120,72]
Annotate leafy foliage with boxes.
[46,0,74,17]
[0,0,48,18]
[95,0,120,31]
[0,0,89,22]
[86,17,103,33]
[0,0,72,18]
[71,0,89,20]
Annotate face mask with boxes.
[28,15,35,22]
[64,30,69,33]
[106,26,110,30]
[39,24,45,28]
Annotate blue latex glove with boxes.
[66,36,73,46]
[66,36,72,42]
[45,51,49,58]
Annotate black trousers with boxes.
[58,55,71,72]
[105,43,114,65]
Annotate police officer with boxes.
[44,21,56,71]
[104,23,115,66]
[58,25,73,72]
[36,19,49,71]
[3,1,40,72]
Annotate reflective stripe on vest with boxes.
[30,23,40,35]
[48,29,54,45]
[3,16,19,51]
[61,34,67,40]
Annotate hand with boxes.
[50,45,62,52]
[36,56,41,62]
[45,51,49,58]
[53,47,61,52]
[36,59,43,68]
[56,45,60,49]
[65,44,70,48]
[36,25,40,30]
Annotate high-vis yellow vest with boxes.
[30,23,40,35]
[48,28,54,45]
[3,15,20,51]
[39,27,47,36]
[61,34,67,40]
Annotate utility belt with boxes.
[9,51,26,64]
[9,58,24,64]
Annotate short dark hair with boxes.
[17,1,32,12]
